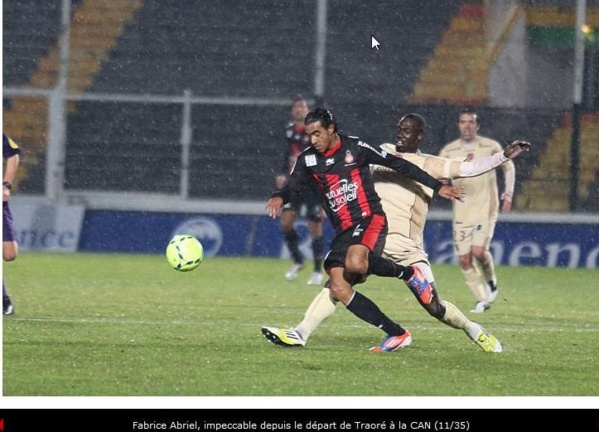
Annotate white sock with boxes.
[294,288,337,341]
[442,301,483,341]
[441,301,470,330]
[464,322,483,341]
[461,267,487,301]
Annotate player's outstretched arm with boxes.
[503,140,531,159]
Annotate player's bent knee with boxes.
[3,250,18,261]
[458,256,472,268]
[329,284,353,304]
[345,258,368,275]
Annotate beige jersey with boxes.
[439,136,511,225]
[372,143,463,246]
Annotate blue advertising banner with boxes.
[11,204,85,252]
[424,220,599,269]
[79,210,598,268]
[80,210,336,258]
[80,211,268,257]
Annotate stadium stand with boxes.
[57,0,463,199]
[70,0,314,198]
[3,1,64,191]
[3,0,141,193]
[64,101,182,193]
[325,0,464,104]
[408,2,489,105]
[3,0,595,210]
[90,0,314,96]
[514,3,599,211]
[3,2,66,88]
[516,113,599,212]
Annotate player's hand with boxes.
[501,193,512,212]
[503,140,531,159]
[266,196,284,218]
[438,185,465,202]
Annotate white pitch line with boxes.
[5,316,599,333]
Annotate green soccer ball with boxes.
[166,235,204,272]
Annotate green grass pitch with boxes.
[2,252,598,397]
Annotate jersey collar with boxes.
[323,138,342,157]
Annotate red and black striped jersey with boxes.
[274,134,443,233]
[281,122,311,175]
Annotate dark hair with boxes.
[458,107,481,125]
[399,113,426,131]
[304,107,338,132]
[293,94,308,104]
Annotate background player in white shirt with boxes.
[262,113,530,352]
[439,108,517,313]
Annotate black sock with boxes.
[312,236,324,272]
[284,230,303,264]
[367,255,413,280]
[346,291,405,336]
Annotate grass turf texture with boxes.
[3,252,598,396]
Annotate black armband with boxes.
[3,181,12,190]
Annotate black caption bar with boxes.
[0,409,597,432]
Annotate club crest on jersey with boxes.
[344,150,354,164]
[305,154,317,167]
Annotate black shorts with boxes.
[3,202,16,243]
[324,213,388,271]
[282,189,322,222]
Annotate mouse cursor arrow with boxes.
[371,35,381,50]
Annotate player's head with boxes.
[457,107,481,141]
[395,113,425,153]
[459,107,481,123]
[305,107,337,132]
[304,107,338,154]
[291,95,309,123]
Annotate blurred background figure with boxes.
[3,134,21,315]
[439,108,516,313]
[275,96,325,286]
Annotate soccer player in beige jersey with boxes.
[261,113,530,353]
[439,108,516,313]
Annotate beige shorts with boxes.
[382,234,430,267]
[452,220,497,256]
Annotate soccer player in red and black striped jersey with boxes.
[264,108,463,351]
[275,96,325,285]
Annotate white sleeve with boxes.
[457,152,508,177]
[502,160,516,197]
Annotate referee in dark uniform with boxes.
[3,134,21,315]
